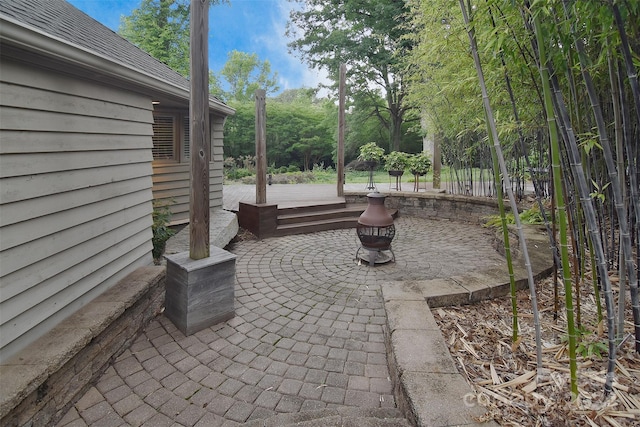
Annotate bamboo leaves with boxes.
[458,0,544,378]
[408,0,639,403]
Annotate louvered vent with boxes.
[152,115,175,160]
[182,115,190,161]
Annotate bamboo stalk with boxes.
[458,0,543,378]
[547,61,619,397]
[528,4,577,398]
[562,0,640,355]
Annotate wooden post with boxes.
[255,89,267,204]
[337,64,346,197]
[433,132,442,189]
[189,0,210,259]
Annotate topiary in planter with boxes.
[408,152,432,176]
[358,142,385,190]
[408,152,432,192]
[384,151,410,173]
[358,142,385,165]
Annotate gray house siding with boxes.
[0,57,155,361]
[151,114,226,224]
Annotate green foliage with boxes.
[384,151,410,171]
[561,327,608,359]
[576,339,608,359]
[589,181,610,203]
[483,204,545,228]
[220,50,279,101]
[344,95,388,160]
[239,171,316,185]
[287,0,415,151]
[224,96,334,170]
[151,201,175,262]
[358,142,385,162]
[272,88,321,104]
[225,167,253,181]
[222,102,255,159]
[408,152,432,175]
[119,0,191,76]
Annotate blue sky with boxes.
[67,0,328,94]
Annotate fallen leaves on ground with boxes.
[433,274,639,426]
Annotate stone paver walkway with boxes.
[56,216,504,427]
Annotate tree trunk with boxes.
[389,107,403,152]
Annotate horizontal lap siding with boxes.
[152,115,226,224]
[0,59,155,361]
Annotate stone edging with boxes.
[382,221,552,426]
[0,266,165,427]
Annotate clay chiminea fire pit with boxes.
[356,191,395,266]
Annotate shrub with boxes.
[151,201,175,263]
[224,156,236,168]
[226,168,253,180]
[358,142,385,163]
[240,171,316,185]
[384,151,410,171]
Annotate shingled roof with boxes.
[0,0,232,114]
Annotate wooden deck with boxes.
[226,184,375,239]
[223,183,365,211]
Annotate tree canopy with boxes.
[119,0,193,76]
[220,50,280,102]
[224,95,334,171]
[287,0,416,152]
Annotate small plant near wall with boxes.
[152,201,175,264]
[358,142,385,190]
[357,142,385,164]
[408,152,432,192]
[384,151,410,172]
[408,152,432,176]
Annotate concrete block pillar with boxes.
[164,246,236,335]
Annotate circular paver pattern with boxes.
[57,217,505,427]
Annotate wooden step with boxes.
[274,207,399,237]
[277,201,347,216]
[277,204,367,225]
[275,216,360,236]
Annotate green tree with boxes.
[223,101,255,159]
[266,100,333,170]
[403,0,640,400]
[224,95,334,169]
[119,0,191,76]
[119,0,225,78]
[209,72,224,99]
[272,88,321,104]
[220,50,280,101]
[287,0,415,152]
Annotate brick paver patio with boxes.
[56,215,504,427]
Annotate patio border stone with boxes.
[0,266,165,427]
[382,222,553,427]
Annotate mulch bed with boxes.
[434,273,639,426]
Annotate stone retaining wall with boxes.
[0,266,165,427]
[345,190,507,224]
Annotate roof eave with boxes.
[0,14,235,116]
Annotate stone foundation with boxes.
[0,266,165,427]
